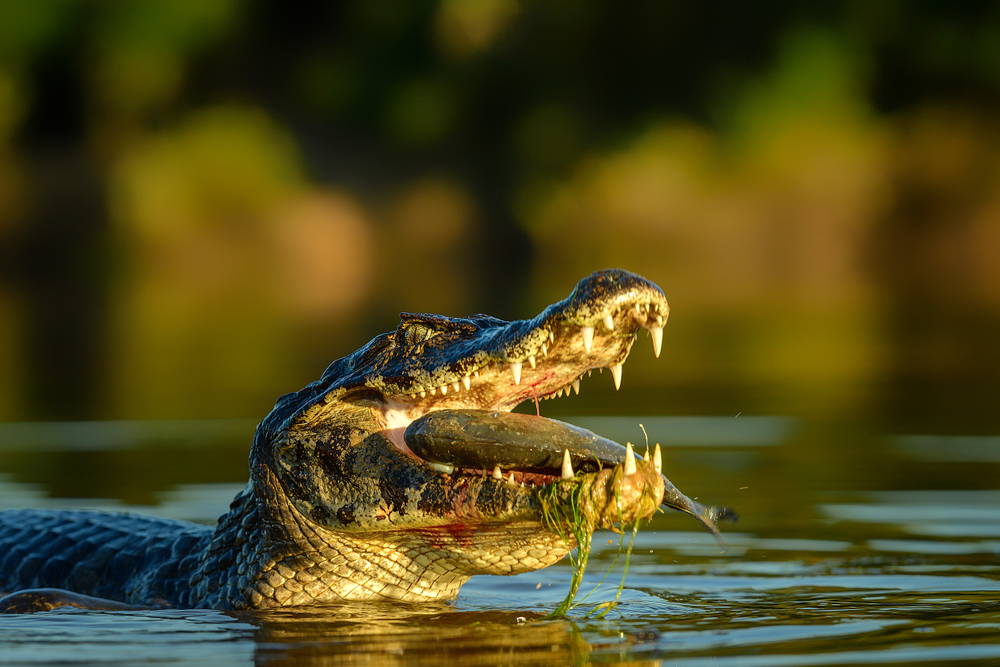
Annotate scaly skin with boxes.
[0,269,727,612]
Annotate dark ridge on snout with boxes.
[404,409,738,539]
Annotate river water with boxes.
[0,415,998,666]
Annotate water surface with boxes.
[0,416,998,666]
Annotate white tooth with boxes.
[572,379,580,395]
[603,315,614,331]
[441,385,448,395]
[635,304,642,316]
[410,394,417,399]
[474,370,480,378]
[654,443,662,474]
[529,355,536,369]
[510,361,522,385]
[657,315,664,326]
[650,325,663,358]
[561,449,574,480]
[430,387,437,395]
[540,343,547,356]
[429,462,454,474]
[549,331,555,343]
[581,326,594,352]
[452,382,460,392]
[462,375,471,390]
[624,442,637,476]
[643,449,650,461]
[587,369,592,377]
[508,472,515,483]
[610,364,622,390]
[493,465,503,480]
[420,391,427,398]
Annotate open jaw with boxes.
[355,271,733,537]
[264,270,734,598]
[377,285,665,474]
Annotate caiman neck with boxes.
[194,464,574,607]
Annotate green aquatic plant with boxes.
[537,454,661,619]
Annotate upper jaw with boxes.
[373,269,668,419]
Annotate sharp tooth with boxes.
[529,355,536,369]
[624,442,637,476]
[452,381,460,392]
[462,375,471,390]
[587,369,592,377]
[441,385,448,395]
[653,443,662,474]
[430,386,438,395]
[420,391,427,398]
[429,462,454,474]
[508,471,515,483]
[603,315,614,331]
[561,449,574,480]
[643,449,650,461]
[581,326,594,352]
[572,379,580,395]
[549,331,555,343]
[609,364,622,390]
[650,325,663,358]
[410,393,417,399]
[510,361,522,385]
[635,304,642,316]
[474,370,480,378]
[657,315,664,326]
[493,465,503,480]
[540,343,547,356]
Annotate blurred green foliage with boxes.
[0,0,998,433]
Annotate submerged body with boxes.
[0,269,732,611]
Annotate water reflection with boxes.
[244,605,589,666]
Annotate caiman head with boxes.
[243,269,731,605]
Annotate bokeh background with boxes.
[1,0,999,436]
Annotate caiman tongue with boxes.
[404,409,737,539]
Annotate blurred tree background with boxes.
[1,0,998,433]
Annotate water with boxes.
[1,416,998,666]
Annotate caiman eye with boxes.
[340,388,386,408]
[401,322,440,346]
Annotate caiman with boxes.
[0,269,733,612]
